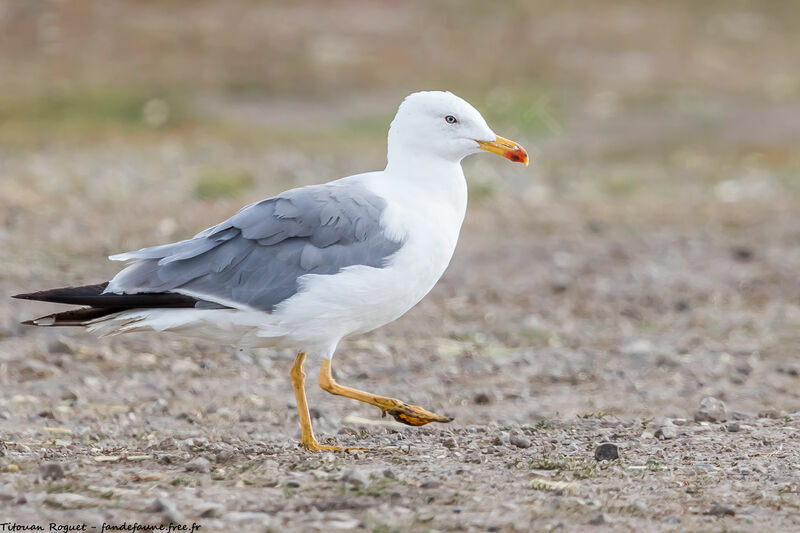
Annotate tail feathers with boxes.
[14,282,202,308]
[15,281,227,328]
[24,307,125,327]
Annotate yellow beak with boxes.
[476,135,529,166]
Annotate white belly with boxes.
[269,203,462,346]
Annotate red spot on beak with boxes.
[504,144,528,165]
[476,136,529,166]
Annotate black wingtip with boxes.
[11,283,209,309]
[12,284,111,304]
[20,319,36,326]
[12,293,35,300]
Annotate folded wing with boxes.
[106,181,404,312]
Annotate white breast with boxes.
[266,165,468,349]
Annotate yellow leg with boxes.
[319,359,453,426]
[290,352,346,451]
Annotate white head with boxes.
[386,91,528,167]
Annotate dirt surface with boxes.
[2,1,800,532]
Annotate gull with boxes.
[14,91,529,451]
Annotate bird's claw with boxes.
[381,401,453,426]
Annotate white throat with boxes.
[383,153,468,224]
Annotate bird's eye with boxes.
[444,115,458,124]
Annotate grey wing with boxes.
[105,182,404,312]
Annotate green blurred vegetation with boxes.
[0,90,188,129]
[337,114,394,140]
[479,88,562,137]
[467,181,497,205]
[0,0,797,211]
[194,167,255,199]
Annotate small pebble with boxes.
[654,425,678,440]
[695,397,727,422]
[48,339,73,354]
[731,246,753,261]
[18,360,56,380]
[509,433,532,449]
[146,497,170,512]
[623,339,654,358]
[779,365,800,377]
[342,468,369,487]
[185,456,211,473]
[420,480,441,489]
[39,462,65,481]
[147,497,184,523]
[285,479,300,488]
[706,504,735,517]
[473,392,491,405]
[594,443,619,461]
[382,469,396,479]
[757,409,781,419]
[725,421,741,432]
[588,513,606,525]
[60,389,78,402]
[551,274,571,293]
[442,437,458,449]
[199,504,225,518]
[215,449,235,463]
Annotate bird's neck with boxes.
[383,155,468,222]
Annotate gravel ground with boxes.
[2,138,800,531]
[2,1,800,531]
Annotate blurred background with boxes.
[2,1,800,527]
[3,0,800,424]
